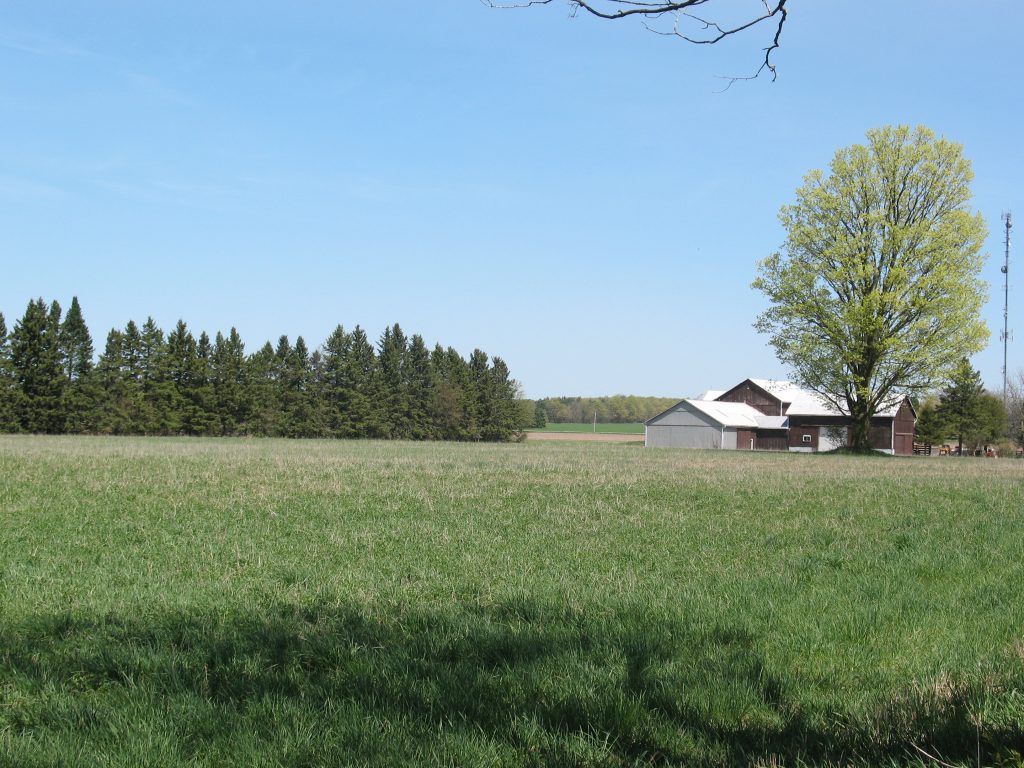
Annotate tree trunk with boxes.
[842,393,873,451]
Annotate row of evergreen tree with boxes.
[0,297,524,441]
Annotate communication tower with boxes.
[1001,212,1013,398]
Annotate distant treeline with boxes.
[534,396,678,425]
[0,297,524,441]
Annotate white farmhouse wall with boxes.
[818,426,847,452]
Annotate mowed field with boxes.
[2,437,1023,767]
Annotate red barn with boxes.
[645,378,916,454]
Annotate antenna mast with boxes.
[1001,211,1013,398]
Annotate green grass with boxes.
[532,422,645,434]
[1,436,1023,767]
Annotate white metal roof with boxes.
[753,414,789,429]
[696,389,725,401]
[741,378,905,418]
[685,400,768,428]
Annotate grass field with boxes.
[533,422,646,435]
[1,436,1023,767]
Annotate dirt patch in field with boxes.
[525,431,644,443]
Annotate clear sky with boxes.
[2,1,1021,398]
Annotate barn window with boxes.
[802,434,812,443]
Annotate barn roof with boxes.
[742,378,907,418]
[685,400,789,429]
[649,379,913,427]
[696,389,725,401]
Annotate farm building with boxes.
[645,378,916,454]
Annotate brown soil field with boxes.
[524,431,644,443]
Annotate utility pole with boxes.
[1001,212,1013,399]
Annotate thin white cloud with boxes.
[0,29,97,59]
[0,174,65,200]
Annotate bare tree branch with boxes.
[481,0,788,83]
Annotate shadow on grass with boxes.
[1,598,1019,766]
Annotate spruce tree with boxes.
[59,297,94,381]
[429,344,465,440]
[122,321,144,382]
[116,320,152,432]
[189,331,218,435]
[0,312,17,432]
[936,359,985,455]
[468,348,492,441]
[377,324,409,438]
[307,347,327,436]
[345,326,381,438]
[94,330,126,433]
[453,347,478,439]
[487,356,521,440]
[280,336,317,437]
[319,325,352,437]
[211,328,249,435]
[59,297,97,433]
[139,317,178,434]
[405,334,433,439]
[10,299,66,433]
[166,320,198,434]
[246,341,281,436]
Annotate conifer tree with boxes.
[307,347,327,436]
[58,297,97,433]
[345,326,381,438]
[0,298,526,443]
[115,320,153,432]
[122,321,144,383]
[936,359,985,456]
[211,328,249,435]
[166,320,199,434]
[319,325,352,437]
[405,334,433,439]
[428,344,460,439]
[486,356,522,440]
[10,299,66,433]
[0,312,18,432]
[280,336,318,437]
[247,341,282,436]
[433,346,476,440]
[378,324,409,438]
[59,297,94,381]
[188,332,218,435]
[94,329,130,434]
[138,317,178,434]
[468,348,493,441]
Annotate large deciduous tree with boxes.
[753,126,989,451]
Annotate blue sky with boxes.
[1,1,1021,398]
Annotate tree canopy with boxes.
[753,125,989,451]
[0,297,526,442]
